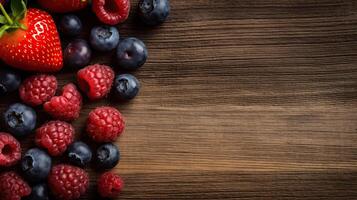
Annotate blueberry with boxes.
[66,141,92,167]
[60,14,82,37]
[116,37,148,70]
[0,68,21,95]
[21,148,52,183]
[3,103,37,138]
[64,39,92,69]
[138,0,170,26]
[96,143,120,170]
[25,184,49,200]
[90,26,120,51]
[113,74,140,101]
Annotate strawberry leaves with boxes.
[0,0,27,37]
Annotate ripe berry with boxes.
[44,83,82,121]
[77,64,115,100]
[138,0,170,26]
[96,143,120,170]
[97,172,124,198]
[3,103,37,137]
[48,164,89,200]
[86,107,125,142]
[19,74,58,106]
[92,0,130,25]
[0,68,21,95]
[26,184,49,200]
[66,141,92,167]
[35,121,75,156]
[21,148,52,183]
[116,37,148,70]
[90,26,120,51]
[113,74,140,101]
[0,171,31,200]
[0,132,21,167]
[64,39,92,69]
[60,14,83,37]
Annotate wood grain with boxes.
[2,0,357,199]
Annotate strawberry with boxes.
[37,0,89,13]
[0,0,63,72]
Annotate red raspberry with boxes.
[44,83,82,121]
[97,172,124,198]
[35,121,75,156]
[48,164,89,200]
[0,133,21,167]
[77,64,114,100]
[0,171,31,200]
[92,0,130,25]
[19,74,57,106]
[86,107,125,142]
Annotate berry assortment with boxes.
[0,0,170,199]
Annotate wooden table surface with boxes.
[2,0,357,199]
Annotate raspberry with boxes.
[92,0,130,25]
[48,164,89,200]
[35,121,75,156]
[19,74,57,106]
[0,133,21,167]
[77,64,115,100]
[86,107,125,142]
[97,172,124,198]
[0,171,31,200]
[44,83,82,121]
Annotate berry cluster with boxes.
[0,0,170,199]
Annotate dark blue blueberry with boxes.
[21,148,52,183]
[90,26,120,51]
[25,184,49,200]
[96,143,120,170]
[113,74,140,101]
[116,37,148,70]
[60,14,83,37]
[64,39,92,69]
[0,68,21,95]
[138,0,170,26]
[66,141,92,167]
[3,103,37,138]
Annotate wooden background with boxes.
[3,0,357,199]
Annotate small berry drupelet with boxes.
[98,172,124,198]
[0,171,31,200]
[86,106,125,142]
[48,164,89,200]
[92,0,130,25]
[19,74,57,106]
[44,83,82,121]
[0,132,21,167]
[35,121,75,156]
[77,64,115,100]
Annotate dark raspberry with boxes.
[97,172,124,198]
[77,64,114,100]
[92,0,130,25]
[0,171,31,200]
[35,121,75,156]
[48,164,89,200]
[86,107,125,142]
[19,74,57,106]
[0,132,21,167]
[44,83,82,121]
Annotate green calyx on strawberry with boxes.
[0,0,63,72]
[0,0,27,37]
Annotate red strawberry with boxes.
[37,0,89,13]
[0,1,63,72]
